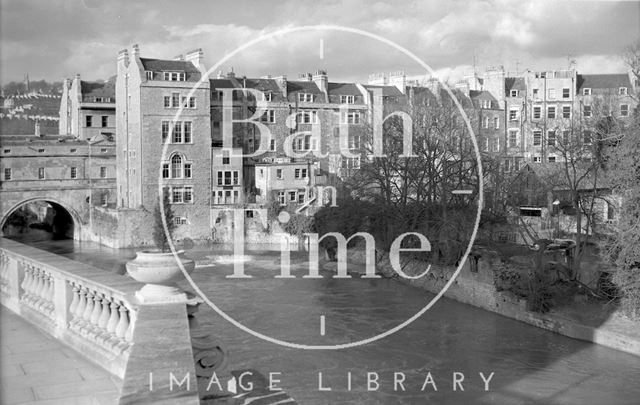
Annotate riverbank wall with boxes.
[324,248,640,357]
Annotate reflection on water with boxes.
[7,232,640,404]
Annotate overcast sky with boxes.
[1,0,639,84]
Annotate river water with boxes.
[7,233,640,404]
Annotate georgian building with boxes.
[59,74,116,140]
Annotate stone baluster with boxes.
[96,295,113,344]
[68,283,80,327]
[88,292,103,338]
[79,289,95,337]
[73,286,88,330]
[20,265,32,302]
[45,273,55,315]
[115,304,130,353]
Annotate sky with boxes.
[1,0,639,85]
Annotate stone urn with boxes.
[126,250,195,304]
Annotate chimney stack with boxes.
[185,48,205,73]
[312,69,328,98]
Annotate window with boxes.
[298,93,313,102]
[184,163,192,179]
[263,92,272,102]
[222,150,230,164]
[297,111,318,124]
[483,138,489,152]
[162,121,170,141]
[269,139,276,151]
[183,187,193,203]
[145,71,153,80]
[295,168,308,179]
[162,163,169,179]
[493,138,500,152]
[164,96,171,108]
[173,217,187,225]
[508,130,518,147]
[532,88,539,99]
[276,168,283,179]
[547,106,556,119]
[619,87,628,96]
[293,134,312,151]
[3,149,10,153]
[70,167,77,179]
[583,88,591,96]
[180,96,196,109]
[4,168,12,180]
[172,122,182,143]
[85,115,92,127]
[183,122,191,143]
[548,156,556,163]
[289,191,297,203]
[101,194,108,206]
[163,71,186,81]
[562,130,570,145]
[547,130,556,146]
[343,156,360,169]
[349,134,360,149]
[583,105,592,117]
[510,90,518,97]
[562,88,570,99]
[533,156,541,163]
[340,95,355,104]
[68,148,77,153]
[481,100,491,109]
[503,159,510,172]
[38,148,45,153]
[278,191,286,206]
[548,89,556,99]
[217,170,239,186]
[38,167,45,179]
[171,155,183,178]
[101,116,108,127]
[583,130,593,145]
[493,117,499,129]
[509,108,518,121]
[259,110,276,123]
[562,105,571,119]
[341,111,361,124]
[172,188,183,203]
[482,116,489,129]
[533,106,541,120]
[533,130,542,146]
[100,166,107,178]
[620,104,629,117]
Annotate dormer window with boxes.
[481,100,491,109]
[583,88,592,96]
[340,95,355,104]
[299,93,313,102]
[510,90,518,97]
[145,71,153,80]
[263,92,272,102]
[94,97,103,102]
[163,71,186,81]
[619,87,628,95]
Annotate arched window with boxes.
[171,154,183,178]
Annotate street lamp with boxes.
[552,199,560,238]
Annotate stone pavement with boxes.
[0,306,121,404]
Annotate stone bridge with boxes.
[0,177,115,240]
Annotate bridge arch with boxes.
[0,197,83,239]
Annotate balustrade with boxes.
[20,263,55,319]
[68,281,134,354]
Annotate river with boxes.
[7,233,640,404]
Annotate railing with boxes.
[0,238,140,378]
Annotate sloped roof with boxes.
[362,84,404,97]
[505,77,526,93]
[80,79,115,100]
[327,82,361,96]
[576,74,631,91]
[139,58,201,81]
[286,81,322,94]
[209,79,235,89]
